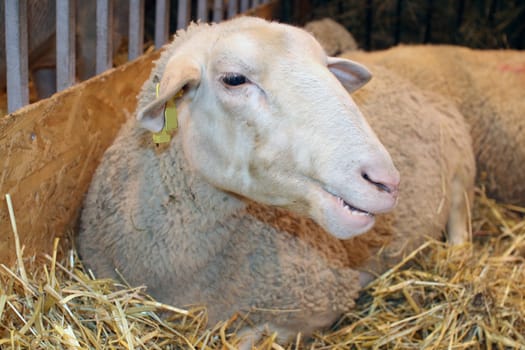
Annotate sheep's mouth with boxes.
[308,177,374,217]
[301,177,378,239]
[335,195,374,217]
[315,187,377,240]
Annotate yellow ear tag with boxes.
[152,83,181,144]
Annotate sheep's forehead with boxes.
[211,23,326,73]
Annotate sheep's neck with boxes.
[155,136,246,271]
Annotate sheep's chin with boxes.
[317,190,376,240]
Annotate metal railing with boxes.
[3,0,269,114]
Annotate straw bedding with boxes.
[1,187,523,349]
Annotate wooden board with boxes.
[0,52,159,264]
[0,2,289,265]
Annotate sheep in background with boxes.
[304,18,358,56]
[343,45,525,205]
[345,64,475,280]
[78,17,474,347]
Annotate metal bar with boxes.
[394,0,402,45]
[128,0,144,60]
[155,0,170,47]
[252,0,260,7]
[365,0,373,50]
[423,0,433,43]
[228,0,238,18]
[56,0,76,91]
[488,0,497,25]
[213,0,223,22]
[455,0,465,42]
[5,0,29,113]
[177,0,189,30]
[197,0,207,21]
[96,0,114,74]
[240,0,249,13]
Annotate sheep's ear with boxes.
[327,56,372,93]
[137,56,201,132]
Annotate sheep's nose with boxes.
[362,170,400,198]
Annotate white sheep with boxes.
[78,17,475,347]
[342,45,525,205]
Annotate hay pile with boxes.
[1,189,524,349]
[316,189,525,348]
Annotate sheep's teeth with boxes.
[335,194,373,216]
[353,209,372,216]
[342,201,372,216]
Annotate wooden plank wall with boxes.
[0,52,158,264]
[0,0,285,265]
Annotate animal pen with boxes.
[1,0,524,349]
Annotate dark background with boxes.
[302,0,525,50]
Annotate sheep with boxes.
[344,64,475,278]
[342,45,525,205]
[78,17,475,347]
[304,18,359,56]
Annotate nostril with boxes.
[362,172,399,194]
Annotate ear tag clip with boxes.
[152,83,182,144]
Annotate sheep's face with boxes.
[138,18,400,240]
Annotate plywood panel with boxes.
[0,51,159,264]
[0,2,284,265]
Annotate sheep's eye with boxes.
[222,74,247,87]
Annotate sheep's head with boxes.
[137,17,399,240]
